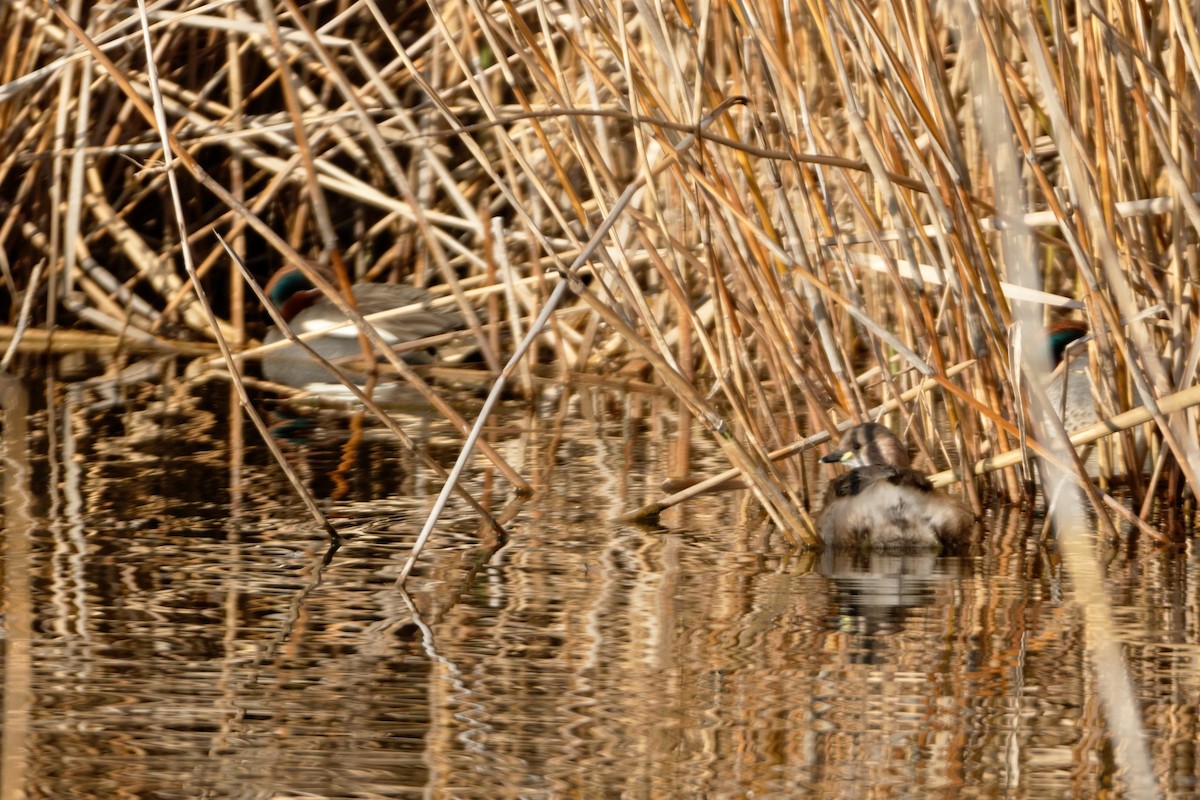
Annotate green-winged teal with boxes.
[818,422,975,550]
[1043,320,1114,476]
[1045,320,1097,432]
[262,269,467,393]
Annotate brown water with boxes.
[2,370,1198,799]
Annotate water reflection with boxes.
[1,371,1197,798]
[819,550,969,646]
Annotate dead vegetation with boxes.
[1,0,1198,541]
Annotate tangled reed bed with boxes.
[2,0,1199,542]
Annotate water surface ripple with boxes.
[2,377,1197,798]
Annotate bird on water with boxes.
[818,422,975,551]
[1041,320,1141,478]
[261,268,469,393]
[1044,320,1097,436]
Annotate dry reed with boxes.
[5,3,1196,791]
[1,0,1197,546]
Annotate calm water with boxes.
[2,369,1198,799]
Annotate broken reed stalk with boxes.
[1,0,1196,543]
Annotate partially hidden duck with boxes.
[1042,320,1136,478]
[1045,320,1097,435]
[262,268,468,393]
[818,422,975,551]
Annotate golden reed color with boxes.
[818,423,975,550]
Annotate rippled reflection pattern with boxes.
[3,376,1198,798]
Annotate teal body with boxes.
[262,270,467,392]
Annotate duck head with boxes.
[1046,320,1089,367]
[265,267,325,323]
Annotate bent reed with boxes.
[1,0,1197,541]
